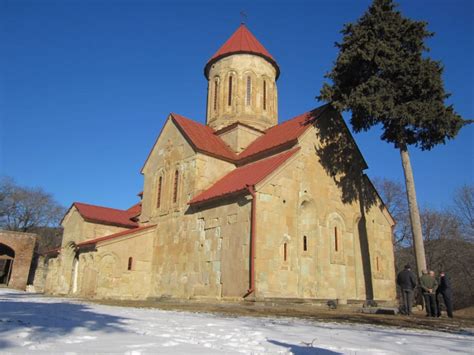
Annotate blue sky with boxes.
[2,0,473,211]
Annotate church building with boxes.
[44,25,396,303]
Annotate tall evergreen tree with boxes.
[319,0,467,275]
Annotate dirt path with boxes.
[87,298,474,335]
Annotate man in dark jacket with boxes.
[436,271,454,318]
[396,264,417,315]
[420,270,438,317]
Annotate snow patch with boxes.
[0,289,472,354]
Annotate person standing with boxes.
[396,264,417,315]
[420,270,438,317]
[436,271,454,318]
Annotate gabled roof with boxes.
[72,202,139,228]
[173,106,330,165]
[205,24,279,79]
[142,105,337,173]
[127,202,142,218]
[189,147,300,205]
[237,105,330,162]
[171,113,237,161]
[77,224,156,247]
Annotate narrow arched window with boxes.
[263,80,267,110]
[334,227,338,252]
[246,76,251,106]
[213,79,218,111]
[173,169,179,203]
[157,176,162,208]
[376,256,380,272]
[283,243,287,261]
[128,257,133,271]
[228,76,233,106]
[303,236,307,251]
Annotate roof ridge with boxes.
[241,27,253,52]
[77,224,156,247]
[171,112,213,130]
[71,201,139,229]
[238,145,298,168]
[73,201,129,213]
[235,105,330,161]
[189,147,300,205]
[127,202,141,209]
[167,105,331,165]
[170,113,237,161]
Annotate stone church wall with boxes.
[78,229,155,299]
[150,196,251,299]
[61,208,128,247]
[60,208,84,246]
[253,129,396,303]
[140,118,234,224]
[140,119,250,299]
[45,228,156,300]
[140,119,197,223]
[44,210,132,296]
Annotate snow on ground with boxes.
[0,289,472,354]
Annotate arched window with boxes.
[173,169,179,203]
[303,236,307,251]
[283,243,287,261]
[228,76,233,106]
[128,257,133,271]
[263,80,267,110]
[156,176,162,208]
[213,79,218,111]
[376,256,380,272]
[246,76,251,106]
[328,214,345,265]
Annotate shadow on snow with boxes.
[0,292,129,349]
[268,339,342,355]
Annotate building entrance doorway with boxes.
[0,243,15,286]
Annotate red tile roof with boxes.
[237,105,330,162]
[189,147,300,205]
[77,225,156,247]
[73,202,139,228]
[127,202,142,218]
[205,24,279,79]
[142,105,330,189]
[171,113,237,161]
[169,105,330,165]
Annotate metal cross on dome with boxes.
[240,11,247,24]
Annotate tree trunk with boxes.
[400,145,427,276]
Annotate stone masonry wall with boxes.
[0,230,37,290]
[253,128,396,302]
[206,54,278,132]
[75,228,155,300]
[150,197,251,299]
[61,208,128,248]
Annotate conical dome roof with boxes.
[204,24,279,79]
